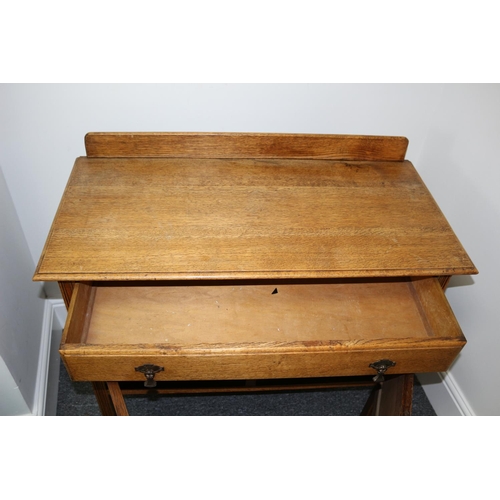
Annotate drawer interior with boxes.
[61,277,466,381]
[84,280,436,344]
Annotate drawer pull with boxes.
[135,364,164,388]
[369,359,396,383]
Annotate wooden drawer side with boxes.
[62,282,96,345]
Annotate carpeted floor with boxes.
[56,364,436,416]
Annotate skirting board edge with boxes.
[417,371,475,416]
[32,299,65,416]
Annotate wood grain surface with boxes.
[34,157,476,281]
[60,344,465,382]
[42,133,478,415]
[60,278,466,382]
[84,281,436,345]
[85,132,409,161]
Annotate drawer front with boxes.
[61,278,466,382]
[62,346,464,383]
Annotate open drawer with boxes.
[61,277,466,384]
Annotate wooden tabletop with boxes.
[34,154,476,281]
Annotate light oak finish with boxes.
[33,157,476,282]
[118,377,377,395]
[361,374,414,416]
[58,282,75,309]
[60,278,465,383]
[85,132,409,161]
[107,382,129,416]
[33,133,477,416]
[91,381,119,416]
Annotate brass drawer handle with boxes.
[369,359,396,383]
[135,364,164,387]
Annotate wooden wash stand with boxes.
[33,133,477,416]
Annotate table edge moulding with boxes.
[33,132,477,416]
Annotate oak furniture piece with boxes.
[33,133,477,416]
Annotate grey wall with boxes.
[416,84,500,415]
[0,165,45,414]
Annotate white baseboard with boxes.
[32,299,66,416]
[417,371,475,416]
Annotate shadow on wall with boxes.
[447,275,475,288]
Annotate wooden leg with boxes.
[92,382,117,415]
[361,374,414,416]
[107,382,129,416]
[92,381,129,416]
